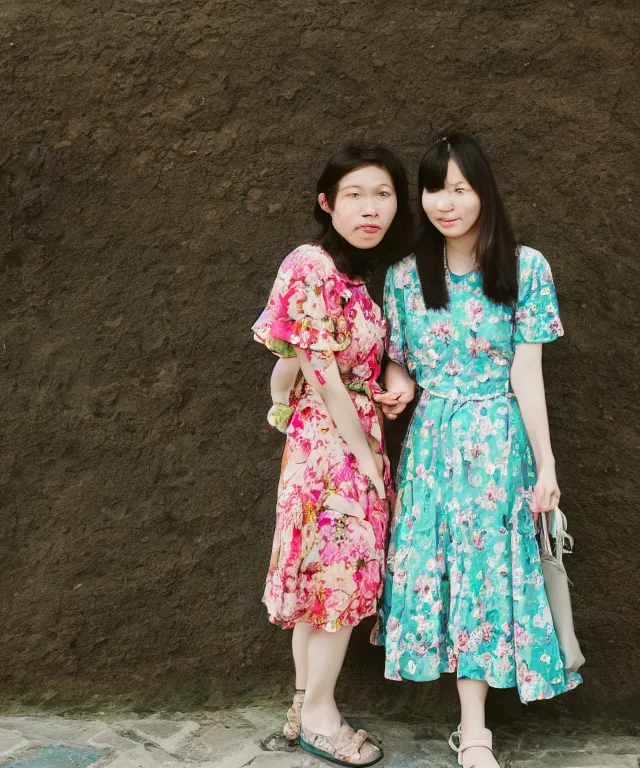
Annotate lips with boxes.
[358,225,381,234]
[438,218,460,228]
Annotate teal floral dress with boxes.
[374,246,582,703]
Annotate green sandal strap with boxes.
[300,724,383,767]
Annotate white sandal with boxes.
[448,726,497,767]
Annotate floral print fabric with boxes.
[252,244,391,631]
[375,246,582,702]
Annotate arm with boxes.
[296,349,385,498]
[270,357,300,405]
[510,342,560,515]
[373,264,416,419]
[266,357,299,433]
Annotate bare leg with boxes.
[457,679,498,768]
[301,626,352,736]
[292,622,313,690]
[301,627,378,763]
[281,623,313,739]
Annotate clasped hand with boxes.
[373,389,414,420]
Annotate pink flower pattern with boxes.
[252,244,391,631]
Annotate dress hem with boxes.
[266,605,378,632]
[382,666,582,703]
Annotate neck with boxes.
[321,226,373,280]
[445,231,478,273]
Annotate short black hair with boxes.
[313,144,413,280]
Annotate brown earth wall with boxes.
[1,0,639,722]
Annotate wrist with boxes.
[536,454,555,471]
[267,403,294,433]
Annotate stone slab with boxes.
[100,744,182,768]
[87,726,144,753]
[0,730,30,759]
[1,745,108,768]
[0,719,105,747]
[0,708,638,768]
[116,721,200,754]
[511,756,639,768]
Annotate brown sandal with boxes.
[300,723,383,766]
[282,689,305,741]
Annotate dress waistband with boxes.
[421,388,513,403]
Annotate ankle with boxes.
[460,720,487,735]
[460,726,492,743]
[300,697,324,718]
[301,699,341,735]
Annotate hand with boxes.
[374,390,414,420]
[530,465,560,520]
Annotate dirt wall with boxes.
[1,0,639,721]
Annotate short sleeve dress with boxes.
[375,246,582,702]
[252,244,392,632]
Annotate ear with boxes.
[318,193,332,215]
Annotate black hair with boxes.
[313,145,413,280]
[413,133,518,309]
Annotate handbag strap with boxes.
[540,507,574,563]
[539,509,556,561]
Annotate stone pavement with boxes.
[0,706,639,768]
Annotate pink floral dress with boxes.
[252,244,392,631]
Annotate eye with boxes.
[379,191,391,197]
[348,192,360,198]
[455,188,466,194]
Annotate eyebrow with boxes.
[342,183,393,190]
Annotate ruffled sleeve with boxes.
[383,263,409,368]
[252,245,351,378]
[514,247,564,345]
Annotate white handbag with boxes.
[539,507,585,673]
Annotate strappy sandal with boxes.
[449,726,498,767]
[300,723,383,767]
[282,689,305,741]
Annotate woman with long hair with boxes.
[374,134,582,768]
[252,145,412,766]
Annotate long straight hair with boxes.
[414,133,518,310]
[313,145,413,280]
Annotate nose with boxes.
[435,192,454,211]
[361,194,380,218]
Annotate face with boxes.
[421,159,481,239]
[319,164,398,249]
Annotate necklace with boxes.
[443,244,453,288]
[444,243,477,285]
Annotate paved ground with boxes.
[0,706,639,768]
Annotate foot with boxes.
[451,727,499,768]
[301,703,380,765]
[461,745,499,768]
[300,722,382,766]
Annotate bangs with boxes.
[418,140,451,192]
